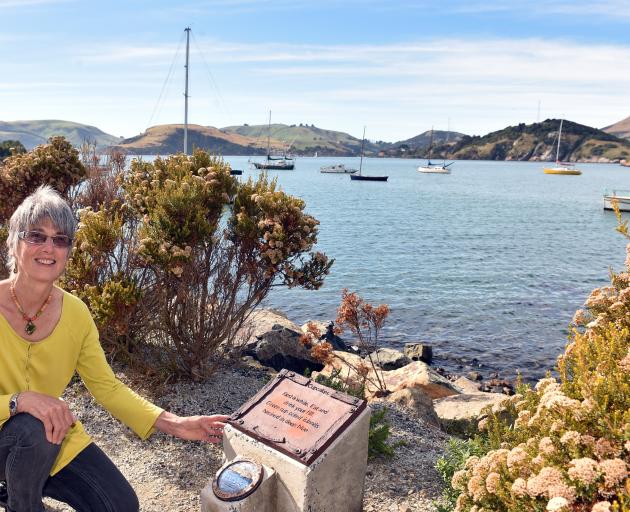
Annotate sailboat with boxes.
[253,111,295,170]
[543,119,581,175]
[417,128,452,174]
[350,127,388,182]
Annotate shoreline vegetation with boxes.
[1,139,627,511]
[2,117,630,163]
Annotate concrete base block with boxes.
[200,462,277,512]
[222,407,370,512]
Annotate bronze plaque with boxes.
[228,369,367,466]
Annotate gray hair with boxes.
[6,185,76,272]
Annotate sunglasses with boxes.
[18,231,73,248]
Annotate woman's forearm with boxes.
[153,411,184,437]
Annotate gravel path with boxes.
[43,363,448,512]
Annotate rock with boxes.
[433,393,509,435]
[236,308,302,354]
[312,350,375,390]
[381,388,440,428]
[452,376,482,394]
[383,361,459,400]
[301,320,348,351]
[246,323,323,375]
[467,371,483,382]
[366,348,410,370]
[403,343,433,364]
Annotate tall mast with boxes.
[184,27,191,155]
[556,119,563,163]
[267,110,271,159]
[359,126,366,176]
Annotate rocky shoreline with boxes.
[42,308,516,511]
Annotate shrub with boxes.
[1,141,332,381]
[435,438,488,512]
[441,212,630,511]
[0,140,26,161]
[0,136,86,222]
[0,137,87,279]
[62,149,332,380]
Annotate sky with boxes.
[1,0,629,142]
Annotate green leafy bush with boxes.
[435,438,488,512]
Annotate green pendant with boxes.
[25,321,36,335]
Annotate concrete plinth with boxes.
[201,461,277,512]
[218,407,370,512]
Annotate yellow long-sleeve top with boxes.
[0,287,164,475]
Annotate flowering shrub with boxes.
[1,140,331,380]
[441,223,630,511]
[0,136,86,221]
[63,150,332,379]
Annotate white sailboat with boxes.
[417,128,452,174]
[543,119,581,175]
[252,111,295,170]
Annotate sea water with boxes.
[221,156,628,382]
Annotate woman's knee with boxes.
[4,414,51,447]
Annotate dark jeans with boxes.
[0,414,138,512]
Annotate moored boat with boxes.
[417,127,452,174]
[320,164,358,174]
[350,127,388,182]
[252,111,295,170]
[543,119,582,175]
[604,190,630,212]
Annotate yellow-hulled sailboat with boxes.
[544,119,581,175]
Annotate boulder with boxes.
[433,393,509,435]
[246,309,301,339]
[452,376,482,394]
[312,350,370,383]
[241,310,324,374]
[247,324,324,374]
[381,388,440,428]
[383,361,459,399]
[365,348,410,370]
[404,343,433,364]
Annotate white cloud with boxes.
[3,34,629,140]
[0,0,73,8]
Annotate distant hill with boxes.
[603,116,630,140]
[221,123,383,156]
[117,123,384,156]
[0,120,122,149]
[379,130,466,158]
[439,119,630,163]
[114,124,270,156]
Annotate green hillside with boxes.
[221,123,383,156]
[0,120,122,149]
[438,119,630,162]
[379,130,466,157]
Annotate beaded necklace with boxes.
[9,282,52,335]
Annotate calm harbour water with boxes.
[220,157,626,382]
